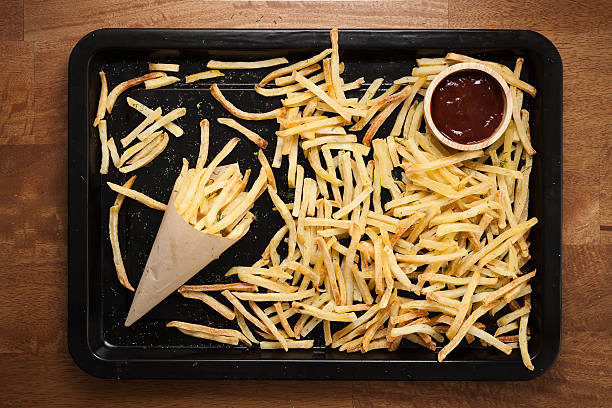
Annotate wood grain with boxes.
[32,40,73,144]
[24,0,448,42]
[0,41,35,144]
[0,0,23,40]
[0,145,67,354]
[1,0,611,406]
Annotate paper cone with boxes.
[125,166,244,326]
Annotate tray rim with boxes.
[67,28,562,380]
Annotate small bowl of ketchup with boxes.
[423,62,512,151]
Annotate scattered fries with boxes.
[98,29,540,370]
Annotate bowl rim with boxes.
[423,62,513,151]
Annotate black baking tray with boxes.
[67,29,562,380]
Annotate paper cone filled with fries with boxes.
[125,127,271,326]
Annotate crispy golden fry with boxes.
[119,132,169,173]
[93,71,107,127]
[107,72,165,113]
[167,321,250,346]
[218,117,268,148]
[126,97,183,137]
[144,76,180,89]
[207,57,288,70]
[211,84,284,120]
[98,120,109,174]
[232,289,316,302]
[149,63,179,72]
[185,70,224,83]
[260,340,313,349]
[259,48,332,86]
[138,108,186,140]
[276,116,345,138]
[108,176,137,291]
[107,138,120,168]
[106,182,167,211]
[275,64,321,86]
[249,301,288,351]
[121,107,162,147]
[180,283,257,292]
[363,78,425,146]
[293,71,351,121]
[179,290,235,320]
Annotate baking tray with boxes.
[67,29,562,380]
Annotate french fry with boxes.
[149,63,180,72]
[292,71,351,121]
[276,116,346,138]
[260,340,313,349]
[179,290,235,320]
[275,64,321,86]
[175,327,239,345]
[218,117,268,148]
[446,270,480,339]
[107,72,165,113]
[98,120,109,174]
[119,132,169,173]
[121,107,162,147]
[259,48,332,87]
[144,76,180,89]
[249,301,288,351]
[438,301,500,362]
[232,289,316,302]
[363,78,426,146]
[119,130,163,166]
[126,97,183,137]
[412,65,447,76]
[235,308,259,344]
[107,182,167,211]
[519,313,534,370]
[292,301,357,322]
[93,71,107,127]
[166,321,250,346]
[185,70,224,83]
[207,57,288,70]
[107,138,120,168]
[180,283,257,292]
[358,78,384,108]
[108,177,137,291]
[138,107,186,140]
[211,84,284,120]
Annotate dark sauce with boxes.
[431,69,505,145]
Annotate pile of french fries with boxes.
[171,119,270,237]
[96,28,539,369]
[165,29,538,370]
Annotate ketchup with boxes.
[430,69,504,145]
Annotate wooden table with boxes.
[1,1,610,406]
